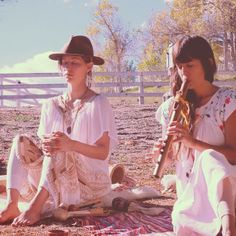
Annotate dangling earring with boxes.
[86,71,93,88]
[58,62,64,78]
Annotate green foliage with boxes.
[86,0,236,73]
[87,0,135,74]
[211,43,223,65]
[215,74,236,81]
[138,39,168,71]
[138,0,236,73]
[170,0,205,34]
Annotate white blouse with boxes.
[156,87,236,235]
[37,94,118,205]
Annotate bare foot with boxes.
[0,203,21,223]
[11,208,41,227]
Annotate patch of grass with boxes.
[14,113,34,122]
[122,85,171,94]
[108,96,162,105]
[124,86,139,93]
[215,74,236,81]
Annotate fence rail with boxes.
[0,71,236,107]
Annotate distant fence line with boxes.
[0,71,236,107]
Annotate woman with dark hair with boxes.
[0,35,118,226]
[152,36,236,235]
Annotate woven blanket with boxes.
[0,194,173,235]
[66,207,173,235]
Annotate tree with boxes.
[87,0,136,89]
[138,12,172,71]
[139,0,236,72]
[203,0,236,70]
[139,0,206,72]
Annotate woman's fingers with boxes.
[168,122,195,146]
[153,139,166,148]
[52,131,65,137]
[41,132,67,156]
[42,132,71,154]
[43,137,61,147]
[42,141,60,155]
[145,139,167,162]
[167,121,188,138]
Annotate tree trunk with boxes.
[117,56,123,93]
[224,32,229,71]
[232,32,236,71]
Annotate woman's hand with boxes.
[145,138,166,163]
[167,121,195,148]
[42,131,72,156]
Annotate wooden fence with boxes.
[0,71,168,106]
[0,71,236,107]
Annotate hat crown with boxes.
[63,35,94,57]
[49,35,104,65]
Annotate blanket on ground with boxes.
[65,207,173,235]
[0,179,174,235]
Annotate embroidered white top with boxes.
[38,93,117,153]
[156,87,236,235]
[37,94,118,206]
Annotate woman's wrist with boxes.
[68,139,76,152]
[190,138,198,150]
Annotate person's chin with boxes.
[66,77,73,82]
[187,83,192,89]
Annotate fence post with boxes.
[139,72,144,105]
[0,77,3,107]
[16,80,21,107]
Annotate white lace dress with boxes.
[156,87,236,236]
[37,94,118,208]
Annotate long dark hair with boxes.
[171,35,217,95]
[170,35,217,122]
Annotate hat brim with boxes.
[49,53,105,65]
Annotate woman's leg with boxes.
[200,149,236,236]
[11,187,49,226]
[1,135,44,224]
[0,188,21,223]
[8,135,50,226]
[0,136,28,223]
[218,177,236,236]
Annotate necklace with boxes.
[62,88,90,135]
[66,102,83,134]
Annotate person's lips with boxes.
[64,73,73,79]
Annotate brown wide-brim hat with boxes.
[49,35,105,65]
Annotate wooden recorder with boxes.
[153,79,189,178]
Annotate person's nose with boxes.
[180,65,189,78]
[62,63,73,72]
[66,63,73,70]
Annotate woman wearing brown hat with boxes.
[0,35,118,226]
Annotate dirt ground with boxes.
[0,101,176,235]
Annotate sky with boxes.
[0,0,167,73]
